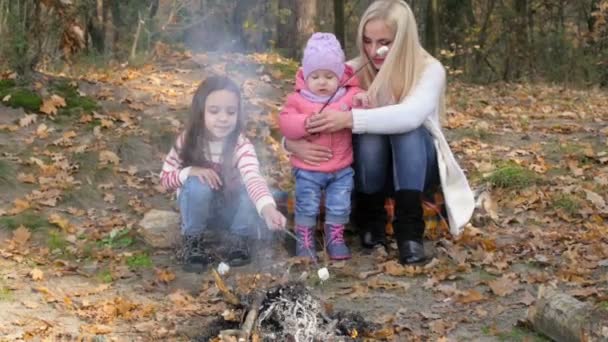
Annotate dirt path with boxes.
[1,50,607,341]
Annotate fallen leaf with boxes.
[568,287,599,298]
[48,213,75,233]
[103,193,115,204]
[584,190,606,211]
[80,324,112,334]
[40,95,66,115]
[168,290,193,306]
[456,289,486,304]
[12,226,31,245]
[30,268,44,281]
[17,173,37,184]
[19,114,37,127]
[518,291,535,305]
[99,150,120,165]
[22,300,39,309]
[567,159,584,177]
[488,275,519,296]
[9,198,31,215]
[155,268,176,283]
[35,123,50,138]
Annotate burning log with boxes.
[212,268,240,306]
[526,286,608,342]
[205,280,386,341]
[220,292,265,342]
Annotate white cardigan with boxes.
[351,60,475,236]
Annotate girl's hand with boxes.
[285,138,333,166]
[306,109,353,134]
[261,204,287,230]
[189,167,222,190]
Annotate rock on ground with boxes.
[139,209,180,248]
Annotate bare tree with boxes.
[295,0,317,59]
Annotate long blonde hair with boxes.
[356,0,445,114]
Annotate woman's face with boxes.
[363,19,395,70]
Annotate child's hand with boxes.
[261,204,287,231]
[189,167,222,190]
[353,92,371,108]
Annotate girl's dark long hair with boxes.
[179,76,244,183]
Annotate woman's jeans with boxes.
[293,167,354,227]
[177,177,258,237]
[353,126,439,194]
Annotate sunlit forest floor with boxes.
[0,49,607,341]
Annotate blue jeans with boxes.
[177,177,259,236]
[353,126,439,194]
[293,167,354,227]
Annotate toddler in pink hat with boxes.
[279,32,365,261]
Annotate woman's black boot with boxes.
[353,191,387,248]
[393,190,427,264]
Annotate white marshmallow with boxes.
[376,46,389,57]
[317,267,330,281]
[218,262,230,275]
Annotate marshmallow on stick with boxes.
[376,45,389,57]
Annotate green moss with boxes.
[485,163,540,189]
[552,194,581,215]
[97,269,113,283]
[99,228,134,249]
[497,327,549,342]
[0,210,49,230]
[126,253,153,269]
[50,81,98,116]
[1,88,42,112]
[48,230,67,251]
[0,283,13,301]
[0,79,16,92]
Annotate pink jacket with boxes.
[279,65,363,173]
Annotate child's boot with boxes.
[295,224,317,260]
[324,224,351,260]
[227,235,251,267]
[179,234,209,273]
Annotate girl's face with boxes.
[203,89,239,140]
[363,19,395,70]
[306,69,339,97]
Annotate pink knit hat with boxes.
[302,33,345,80]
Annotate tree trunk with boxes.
[277,0,296,57]
[295,0,317,59]
[334,0,345,48]
[425,0,439,56]
[527,286,608,342]
[514,0,528,80]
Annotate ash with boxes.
[257,283,337,341]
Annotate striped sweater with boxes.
[160,133,276,215]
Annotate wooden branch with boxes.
[212,268,240,306]
[527,285,608,342]
[130,11,143,59]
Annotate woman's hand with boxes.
[189,167,222,190]
[305,109,353,134]
[261,204,287,231]
[285,138,333,166]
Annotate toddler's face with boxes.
[306,70,339,97]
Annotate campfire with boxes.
[202,270,381,341]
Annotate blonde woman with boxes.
[284,0,475,264]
